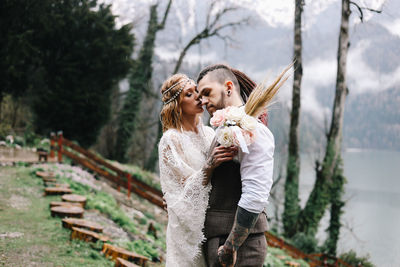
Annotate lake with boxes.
[298,150,400,267]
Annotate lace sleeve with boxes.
[158,130,211,263]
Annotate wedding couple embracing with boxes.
[158,63,290,267]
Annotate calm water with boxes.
[299,150,400,267]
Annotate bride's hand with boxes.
[202,146,238,185]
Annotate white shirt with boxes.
[237,122,275,214]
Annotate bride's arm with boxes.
[159,131,236,188]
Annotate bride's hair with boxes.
[160,73,200,132]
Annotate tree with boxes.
[0,0,43,102]
[144,0,250,171]
[113,1,172,163]
[283,0,304,238]
[292,0,381,254]
[26,0,134,147]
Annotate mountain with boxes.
[102,0,400,151]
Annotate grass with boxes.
[0,163,311,267]
[50,167,166,261]
[0,166,113,266]
[264,247,309,267]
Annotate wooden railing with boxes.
[50,131,352,267]
[50,132,164,209]
[264,232,353,267]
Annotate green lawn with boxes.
[0,166,113,267]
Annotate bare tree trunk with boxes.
[144,2,249,171]
[283,0,303,238]
[295,0,350,235]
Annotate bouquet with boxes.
[210,106,257,153]
[210,63,293,153]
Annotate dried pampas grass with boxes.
[244,63,293,118]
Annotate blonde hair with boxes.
[160,73,195,132]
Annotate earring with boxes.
[228,90,231,96]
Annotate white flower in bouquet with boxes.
[224,106,245,123]
[240,115,257,132]
[217,127,235,147]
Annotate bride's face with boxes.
[180,80,204,116]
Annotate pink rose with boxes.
[241,129,255,145]
[210,109,226,127]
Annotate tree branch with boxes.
[350,1,382,22]
[157,0,173,30]
[173,4,249,74]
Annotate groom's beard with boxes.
[207,91,226,116]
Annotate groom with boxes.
[197,64,274,267]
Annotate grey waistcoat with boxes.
[204,161,268,239]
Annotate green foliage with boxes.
[1,0,135,148]
[283,154,301,237]
[114,4,159,162]
[290,232,318,254]
[296,141,336,236]
[263,247,309,267]
[125,239,159,260]
[339,250,375,267]
[0,166,113,266]
[323,157,346,255]
[108,161,161,191]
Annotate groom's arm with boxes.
[218,123,274,266]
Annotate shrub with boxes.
[290,232,318,254]
[339,250,375,267]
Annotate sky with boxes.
[101,0,398,119]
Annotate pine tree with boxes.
[25,0,134,147]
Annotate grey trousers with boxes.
[204,233,267,267]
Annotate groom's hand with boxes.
[217,245,236,267]
[202,146,238,185]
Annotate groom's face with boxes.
[197,74,227,116]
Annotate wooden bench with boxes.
[45,187,72,195]
[61,194,87,208]
[62,218,103,233]
[115,257,140,267]
[70,227,109,243]
[38,151,48,162]
[51,205,84,218]
[102,243,149,266]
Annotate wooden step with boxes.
[102,243,149,266]
[45,187,72,195]
[51,205,84,218]
[49,201,82,208]
[62,218,103,233]
[115,257,140,267]
[61,194,87,207]
[36,171,55,178]
[70,227,109,243]
[285,261,300,267]
[43,177,57,183]
[44,183,70,188]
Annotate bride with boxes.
[158,73,237,266]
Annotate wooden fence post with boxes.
[50,132,55,158]
[57,131,63,163]
[126,173,132,198]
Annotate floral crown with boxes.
[162,78,191,105]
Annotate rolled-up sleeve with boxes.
[238,123,275,213]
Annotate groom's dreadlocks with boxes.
[197,64,257,102]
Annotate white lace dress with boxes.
[158,124,215,267]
